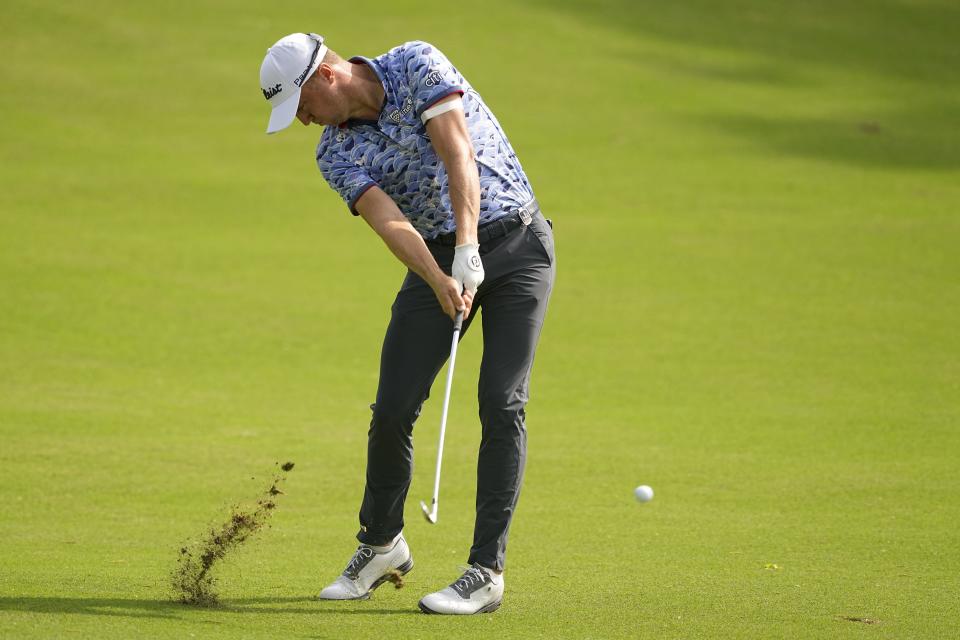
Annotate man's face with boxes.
[296,65,348,127]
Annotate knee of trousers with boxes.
[478,381,529,423]
[478,404,528,440]
[369,401,422,439]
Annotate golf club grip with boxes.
[453,310,464,332]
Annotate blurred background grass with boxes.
[1,0,958,638]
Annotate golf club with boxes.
[420,309,464,524]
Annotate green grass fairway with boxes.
[2,0,959,637]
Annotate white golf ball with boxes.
[634,485,654,503]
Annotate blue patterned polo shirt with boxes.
[315,41,535,240]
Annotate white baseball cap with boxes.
[260,33,328,134]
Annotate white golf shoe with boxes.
[317,533,413,600]
[418,563,503,614]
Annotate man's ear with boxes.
[317,63,336,83]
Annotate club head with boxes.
[420,500,437,524]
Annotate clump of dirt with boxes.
[172,461,295,607]
[383,569,405,589]
[838,615,880,625]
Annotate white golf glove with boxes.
[452,242,485,293]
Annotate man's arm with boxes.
[425,96,484,295]
[425,96,479,246]
[355,186,472,319]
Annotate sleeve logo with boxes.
[424,70,444,87]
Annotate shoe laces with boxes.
[451,565,489,597]
[343,545,375,579]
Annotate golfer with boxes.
[259,32,555,615]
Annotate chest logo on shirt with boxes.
[424,70,444,87]
[387,96,414,124]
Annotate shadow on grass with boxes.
[525,0,960,85]
[698,102,960,170]
[0,596,418,620]
[523,0,960,169]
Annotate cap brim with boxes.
[266,90,300,134]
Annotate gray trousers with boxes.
[356,211,555,572]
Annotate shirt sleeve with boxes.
[316,134,378,216]
[402,41,465,121]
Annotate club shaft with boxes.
[430,321,462,513]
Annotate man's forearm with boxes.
[447,153,480,246]
[357,186,446,286]
[378,219,447,286]
[424,101,481,246]
[356,185,471,319]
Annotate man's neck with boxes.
[348,61,385,122]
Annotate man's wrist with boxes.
[455,231,478,246]
[454,216,479,247]
[424,262,449,290]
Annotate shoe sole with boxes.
[418,598,502,615]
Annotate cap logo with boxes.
[294,38,323,87]
[262,83,282,100]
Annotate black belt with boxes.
[429,198,540,247]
